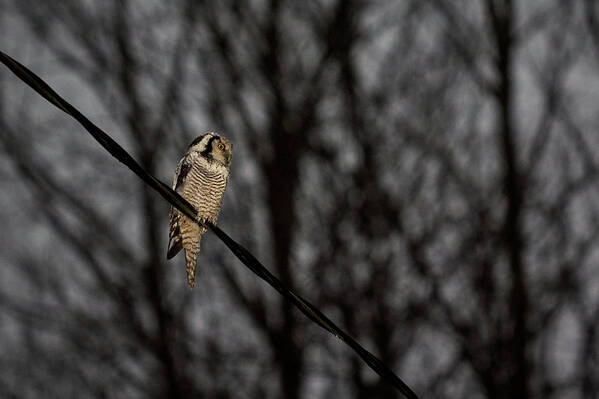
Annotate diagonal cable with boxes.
[0,50,419,399]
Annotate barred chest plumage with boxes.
[184,158,229,224]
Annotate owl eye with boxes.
[217,142,225,150]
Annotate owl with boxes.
[167,132,232,288]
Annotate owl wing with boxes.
[167,157,192,259]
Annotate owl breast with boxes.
[184,159,229,224]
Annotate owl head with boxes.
[188,132,232,167]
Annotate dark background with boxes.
[1,1,599,398]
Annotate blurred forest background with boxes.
[1,1,599,398]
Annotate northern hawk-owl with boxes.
[167,133,232,287]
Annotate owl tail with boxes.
[185,249,198,288]
[180,223,202,288]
